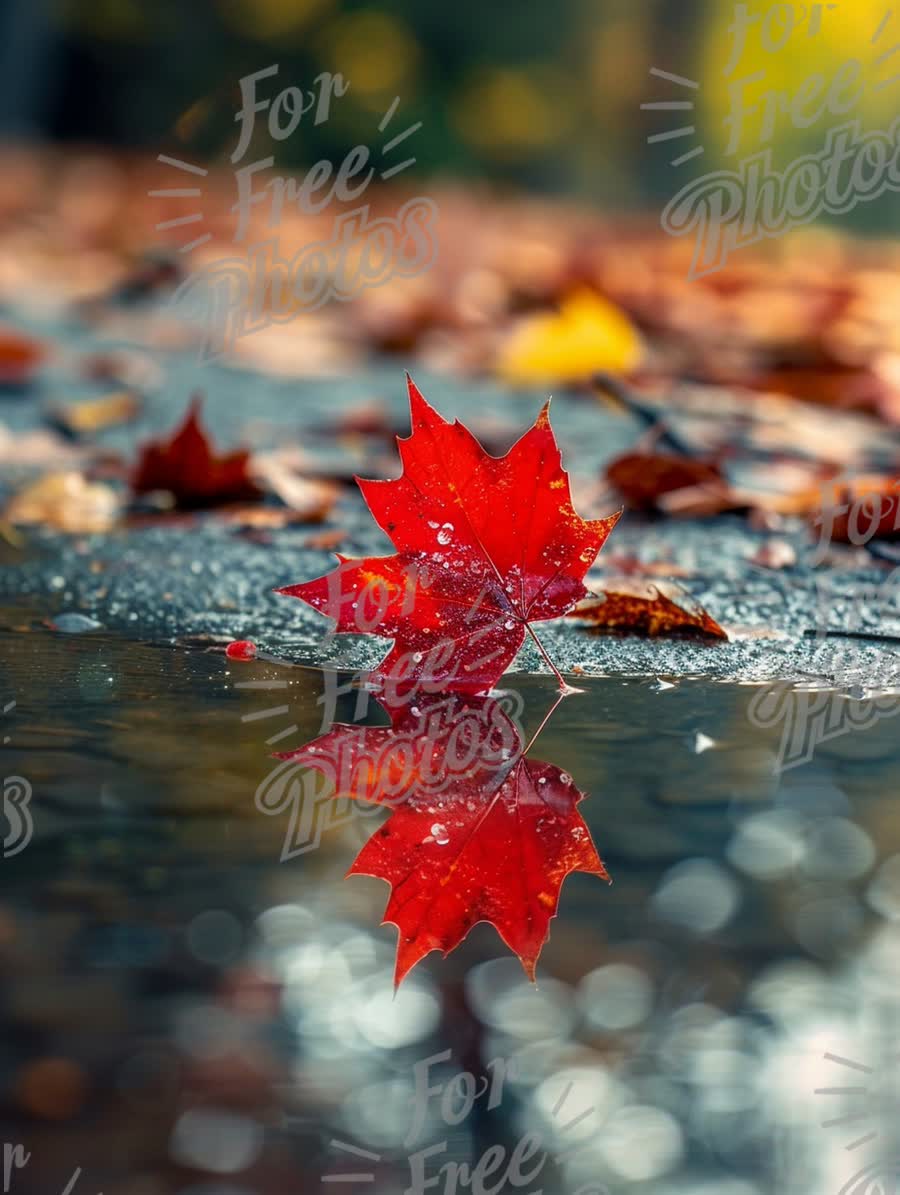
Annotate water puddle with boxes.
[2,607,900,1194]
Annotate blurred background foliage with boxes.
[0,0,898,231]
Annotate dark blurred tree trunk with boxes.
[0,0,60,137]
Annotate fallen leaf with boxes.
[219,507,321,530]
[568,587,727,640]
[49,391,141,437]
[279,693,608,985]
[606,451,726,512]
[225,317,358,378]
[0,326,44,385]
[0,423,82,469]
[278,376,621,693]
[751,365,889,413]
[5,471,120,533]
[249,452,340,520]
[354,284,447,352]
[132,396,260,509]
[655,483,744,518]
[814,475,900,543]
[497,289,642,384]
[0,519,23,547]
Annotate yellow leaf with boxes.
[497,289,642,384]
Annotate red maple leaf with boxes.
[277,376,620,693]
[279,693,608,985]
[132,395,260,508]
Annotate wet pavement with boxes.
[3,325,900,1195]
[2,326,900,691]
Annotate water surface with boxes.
[2,609,899,1195]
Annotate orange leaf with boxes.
[815,475,900,543]
[568,588,727,640]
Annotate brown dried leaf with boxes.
[606,451,727,513]
[568,586,727,640]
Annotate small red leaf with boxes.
[132,396,260,508]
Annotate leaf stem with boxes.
[522,691,565,756]
[525,623,582,694]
